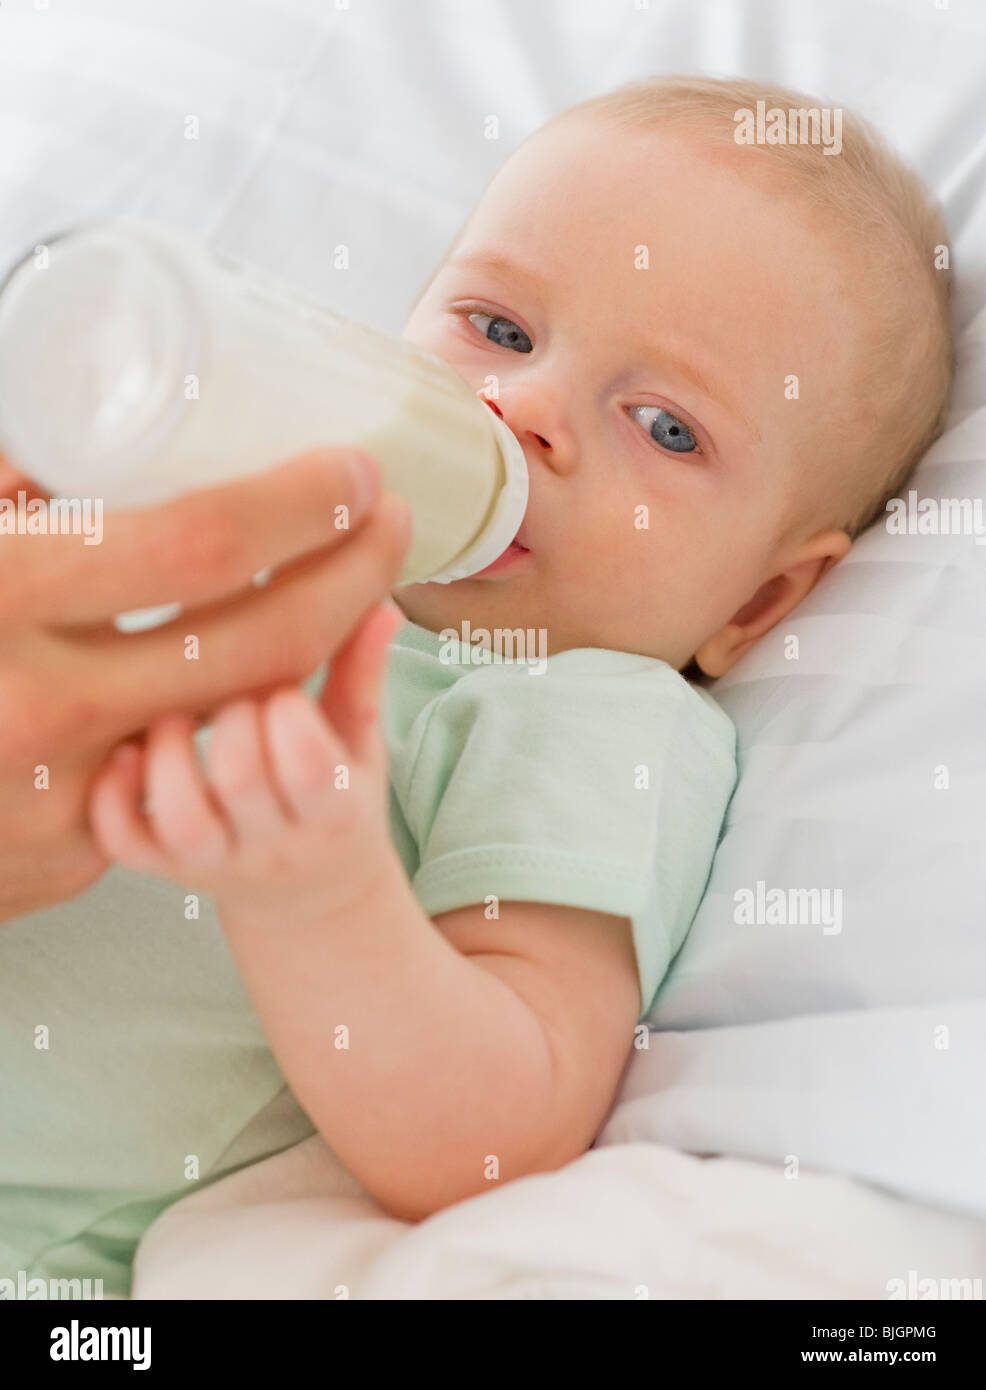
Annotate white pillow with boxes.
[603,301,986,1216]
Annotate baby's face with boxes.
[395,116,857,672]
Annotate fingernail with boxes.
[347,450,380,512]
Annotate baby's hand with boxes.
[88,601,406,924]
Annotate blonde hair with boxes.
[543,75,955,541]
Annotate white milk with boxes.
[0,217,528,586]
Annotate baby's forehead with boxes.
[463,115,917,388]
[473,118,868,314]
[480,113,842,255]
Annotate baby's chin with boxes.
[390,576,667,665]
[391,572,523,633]
[393,563,571,648]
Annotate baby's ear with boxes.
[693,529,852,679]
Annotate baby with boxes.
[0,76,953,1296]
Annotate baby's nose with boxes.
[479,391,551,451]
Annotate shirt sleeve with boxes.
[389,648,737,1022]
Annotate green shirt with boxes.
[0,619,735,1296]
[383,622,737,1023]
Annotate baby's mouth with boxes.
[470,536,531,577]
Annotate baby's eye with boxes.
[629,405,699,454]
[467,312,533,353]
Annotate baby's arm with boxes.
[218,863,640,1222]
[88,601,641,1222]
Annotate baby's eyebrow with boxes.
[636,340,762,444]
[448,251,761,443]
[446,251,550,297]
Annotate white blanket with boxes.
[131,1133,986,1300]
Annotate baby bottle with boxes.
[0,215,528,586]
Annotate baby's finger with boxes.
[204,699,291,841]
[88,743,173,877]
[263,686,346,822]
[143,715,232,868]
[319,600,405,768]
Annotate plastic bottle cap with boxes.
[425,410,530,583]
[0,222,197,496]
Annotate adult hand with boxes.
[0,445,411,922]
